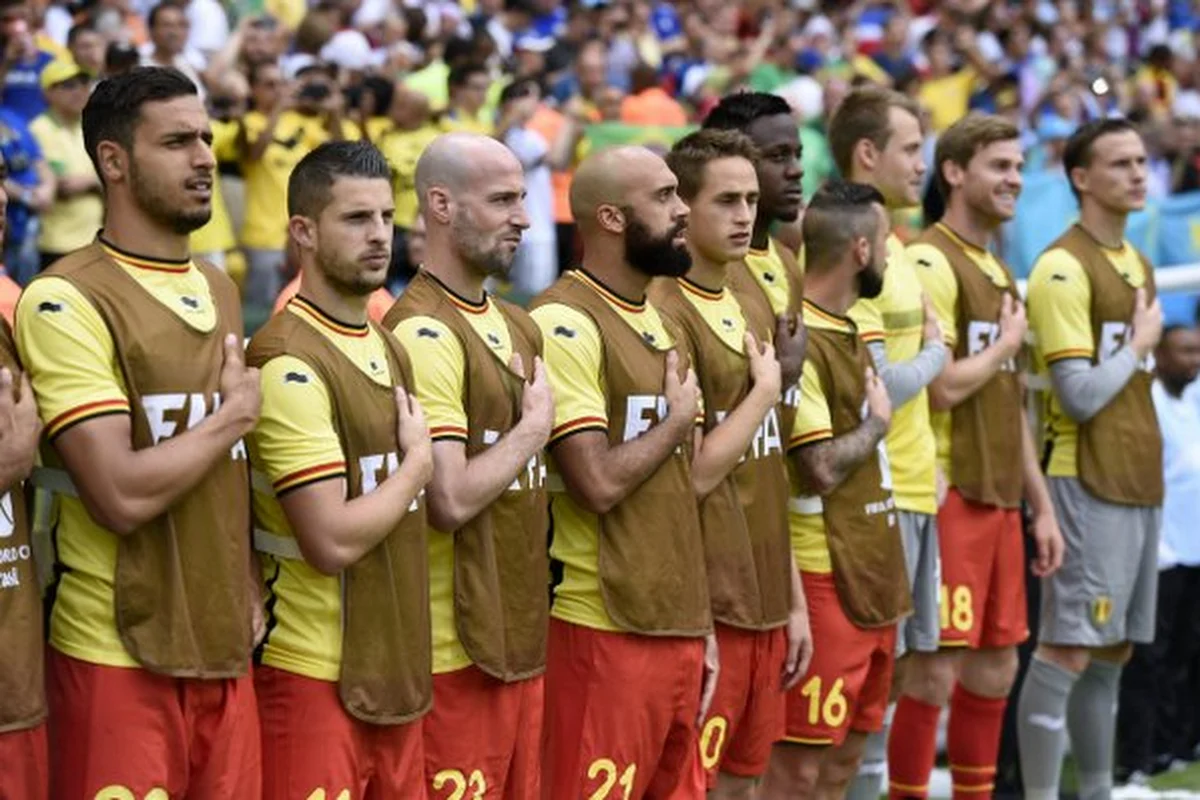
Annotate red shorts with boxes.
[542,618,707,799]
[784,573,896,748]
[938,488,1029,649]
[425,665,543,799]
[47,647,260,799]
[699,624,786,784]
[256,664,426,800]
[0,722,47,800]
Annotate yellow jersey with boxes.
[376,124,441,230]
[848,234,936,514]
[1026,241,1148,478]
[391,283,517,674]
[15,243,219,668]
[250,297,395,681]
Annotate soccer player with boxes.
[762,180,908,799]
[15,67,262,797]
[0,155,49,800]
[655,128,813,798]
[385,132,553,799]
[825,86,947,799]
[702,92,806,337]
[1019,118,1163,800]
[248,140,434,798]
[900,113,1064,798]
[531,145,713,798]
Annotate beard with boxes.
[857,264,885,299]
[452,206,516,277]
[129,159,212,235]
[319,250,389,297]
[624,211,691,278]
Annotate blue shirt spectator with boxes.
[1,48,53,123]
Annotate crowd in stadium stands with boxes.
[0,0,1198,316]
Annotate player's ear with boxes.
[596,203,625,235]
[854,136,877,174]
[1068,166,1088,197]
[942,159,964,191]
[853,233,871,268]
[95,140,125,185]
[287,216,316,251]
[425,186,453,225]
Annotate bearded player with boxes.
[1019,119,1163,800]
[16,67,262,798]
[895,113,1064,799]
[386,132,553,799]
[532,145,715,798]
[762,181,910,799]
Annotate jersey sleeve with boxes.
[15,277,129,439]
[789,359,833,450]
[1027,248,1093,364]
[211,118,239,162]
[391,316,468,443]
[910,242,958,347]
[531,303,607,444]
[252,355,346,496]
[847,298,885,344]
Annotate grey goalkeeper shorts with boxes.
[1038,477,1160,647]
[896,510,941,657]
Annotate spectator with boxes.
[28,58,99,269]
[141,2,206,97]
[620,61,687,126]
[67,23,107,78]
[90,0,149,47]
[439,60,492,134]
[0,101,50,283]
[103,40,140,77]
[0,152,22,321]
[495,77,555,294]
[1116,324,1200,784]
[373,84,438,282]
[183,0,228,60]
[917,27,998,134]
[0,0,55,123]
[238,59,353,320]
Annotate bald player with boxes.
[826,86,948,799]
[531,145,714,798]
[386,133,553,800]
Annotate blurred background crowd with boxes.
[1,0,1200,328]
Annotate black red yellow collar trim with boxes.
[290,295,369,338]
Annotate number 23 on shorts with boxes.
[586,757,637,799]
[432,768,486,800]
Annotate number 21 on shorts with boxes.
[586,757,637,799]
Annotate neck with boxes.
[940,201,997,249]
[685,247,728,290]
[582,244,651,302]
[751,216,773,250]
[422,238,486,303]
[297,262,369,326]
[803,265,858,315]
[1078,202,1127,250]
[101,198,191,261]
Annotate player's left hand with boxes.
[774,313,807,389]
[1030,510,1065,577]
[782,606,813,690]
[697,632,720,727]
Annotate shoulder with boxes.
[1028,248,1087,294]
[531,301,599,341]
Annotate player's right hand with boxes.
[0,369,41,483]
[219,334,261,433]
[997,293,1027,359]
[774,312,807,388]
[395,387,433,480]
[745,332,782,398]
[664,349,700,432]
[514,353,554,444]
[1130,288,1164,357]
[864,366,891,427]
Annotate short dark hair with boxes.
[703,91,792,132]
[666,128,759,201]
[288,140,393,218]
[1063,118,1139,201]
[82,67,199,182]
[802,180,886,271]
[448,61,488,91]
[67,21,96,47]
[499,77,537,106]
[148,0,185,28]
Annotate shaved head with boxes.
[416,132,529,279]
[570,146,668,230]
[571,145,692,278]
[415,132,523,214]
